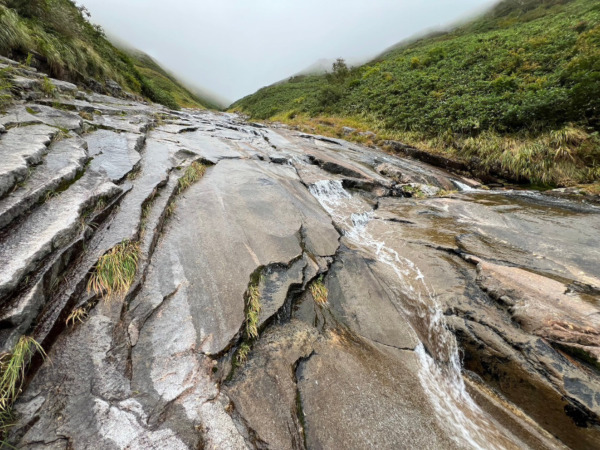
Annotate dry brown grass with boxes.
[309,277,328,305]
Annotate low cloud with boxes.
[79,0,495,103]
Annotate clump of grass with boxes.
[140,201,152,232]
[44,190,59,202]
[402,185,427,199]
[245,284,261,340]
[87,240,140,301]
[0,68,13,111]
[438,189,458,197]
[165,200,176,218]
[0,337,46,421]
[309,277,328,305]
[127,166,141,181]
[236,342,252,366]
[41,76,56,97]
[94,197,107,212]
[79,110,93,121]
[79,197,106,232]
[177,162,206,194]
[51,129,70,143]
[233,277,263,368]
[66,306,88,326]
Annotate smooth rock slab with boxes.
[376,193,600,289]
[0,124,57,198]
[88,113,152,134]
[298,330,460,449]
[87,129,144,182]
[176,131,243,163]
[0,136,89,229]
[226,320,319,450]
[326,247,420,350]
[0,104,83,131]
[473,257,600,367]
[159,159,338,355]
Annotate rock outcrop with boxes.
[0,56,598,449]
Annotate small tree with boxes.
[327,58,350,83]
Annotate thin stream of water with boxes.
[309,179,518,449]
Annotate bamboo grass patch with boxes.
[87,240,140,301]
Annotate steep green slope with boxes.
[125,50,221,110]
[233,0,600,186]
[0,0,211,110]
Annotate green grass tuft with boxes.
[245,285,261,340]
[235,342,252,366]
[0,68,13,110]
[177,161,206,194]
[87,240,140,301]
[41,76,55,97]
[0,336,46,427]
[233,277,263,368]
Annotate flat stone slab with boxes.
[176,132,243,163]
[226,320,319,450]
[87,130,144,182]
[298,331,460,449]
[49,78,78,93]
[0,124,57,198]
[0,104,83,131]
[326,248,420,350]
[0,136,88,229]
[376,193,600,289]
[88,113,152,134]
[474,257,600,367]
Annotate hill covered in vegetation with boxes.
[0,0,214,110]
[232,0,600,186]
[123,49,223,110]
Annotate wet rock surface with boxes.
[0,56,598,449]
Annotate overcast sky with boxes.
[79,0,495,104]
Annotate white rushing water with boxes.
[309,179,516,450]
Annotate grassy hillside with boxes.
[0,0,211,110]
[232,0,600,186]
[125,50,221,110]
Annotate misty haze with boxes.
[79,0,496,102]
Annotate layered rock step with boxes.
[0,136,89,229]
[0,171,121,302]
[0,124,57,198]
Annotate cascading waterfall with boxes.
[309,179,517,449]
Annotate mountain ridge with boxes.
[232,0,600,187]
